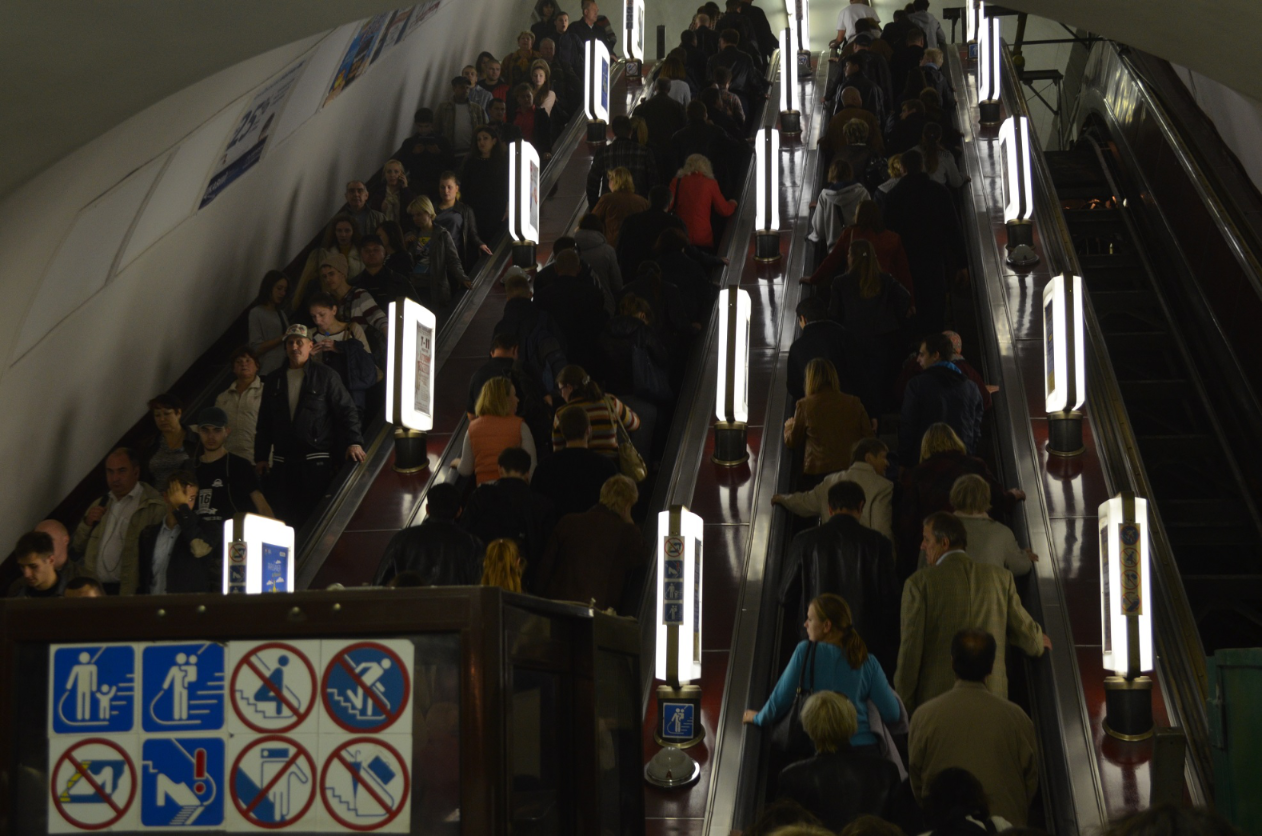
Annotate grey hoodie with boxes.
[573,228,623,314]
[809,181,871,247]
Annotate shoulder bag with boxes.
[768,641,818,763]
[605,396,648,482]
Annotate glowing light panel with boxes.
[655,506,704,684]
[386,297,437,430]
[1099,494,1154,675]
[716,287,751,424]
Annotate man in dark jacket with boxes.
[615,186,687,278]
[882,149,965,332]
[137,471,218,595]
[255,325,366,526]
[586,115,658,204]
[716,0,762,70]
[373,483,483,586]
[531,406,619,517]
[10,531,70,598]
[739,0,778,59]
[885,99,930,155]
[564,0,617,72]
[889,26,926,102]
[670,101,747,197]
[460,448,556,589]
[707,30,767,115]
[534,250,609,373]
[633,79,688,175]
[494,272,569,397]
[779,480,901,677]
[834,55,884,126]
[899,332,983,463]
[537,474,644,613]
[392,109,455,200]
[353,235,416,303]
[787,297,849,402]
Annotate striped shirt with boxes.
[552,396,640,458]
[338,287,387,337]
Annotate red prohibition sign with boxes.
[230,641,317,733]
[320,641,411,733]
[228,734,317,829]
[319,737,411,831]
[50,737,136,831]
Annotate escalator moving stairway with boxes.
[1046,138,1262,652]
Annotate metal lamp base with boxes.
[644,747,701,788]
[654,684,705,749]
[393,428,428,474]
[1104,675,1155,741]
[713,421,749,466]
[586,120,607,143]
[754,230,781,263]
[979,100,1002,126]
[512,241,537,270]
[1047,410,1085,457]
[1006,219,1034,249]
[780,110,801,136]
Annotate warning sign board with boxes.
[49,737,138,832]
[229,640,319,735]
[228,734,317,829]
[320,736,411,832]
[320,641,412,735]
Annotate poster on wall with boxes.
[404,0,444,39]
[323,12,391,106]
[371,7,414,64]
[200,58,308,209]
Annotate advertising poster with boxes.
[261,542,290,593]
[414,321,433,416]
[404,0,444,39]
[201,58,308,208]
[324,13,391,107]
[371,7,414,64]
[529,159,540,241]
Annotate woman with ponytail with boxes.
[743,593,900,750]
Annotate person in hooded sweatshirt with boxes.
[808,160,871,252]
[573,213,623,315]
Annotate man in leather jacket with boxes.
[779,480,901,677]
[255,325,365,526]
[374,483,484,586]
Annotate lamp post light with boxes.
[584,39,612,142]
[385,296,438,472]
[645,504,704,788]
[754,128,781,262]
[1099,492,1155,741]
[1042,273,1086,457]
[624,0,645,80]
[507,139,541,269]
[977,10,1002,126]
[713,287,751,465]
[223,513,295,595]
[965,0,983,51]
[998,115,1038,265]
[788,0,811,73]
[779,27,801,136]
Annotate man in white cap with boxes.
[254,325,365,526]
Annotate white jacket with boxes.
[808,181,870,247]
[776,461,894,543]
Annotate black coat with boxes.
[787,320,849,402]
[616,208,687,278]
[352,266,415,305]
[889,44,926,105]
[460,477,556,586]
[530,448,619,518]
[632,93,688,150]
[494,296,570,395]
[885,112,929,155]
[255,361,364,463]
[373,518,484,586]
[777,749,902,832]
[599,314,670,398]
[653,250,717,323]
[883,172,965,327]
[779,514,900,675]
[707,46,767,100]
[137,508,217,595]
[899,363,983,463]
[458,153,509,242]
[740,0,779,57]
[669,121,747,197]
[534,275,609,373]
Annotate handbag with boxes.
[769,641,818,763]
[605,396,648,482]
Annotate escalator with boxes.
[1046,136,1262,654]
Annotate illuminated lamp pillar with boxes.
[223,514,295,595]
[977,12,1002,126]
[789,0,812,73]
[584,40,612,142]
[624,0,645,80]
[1100,493,1155,740]
[779,27,801,136]
[754,128,781,262]
[998,115,1038,264]
[644,505,704,788]
[713,288,752,466]
[386,297,438,472]
[507,139,541,269]
[1042,273,1086,457]
[965,0,984,53]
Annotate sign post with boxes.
[624,0,645,80]
[778,28,801,136]
[789,0,812,73]
[998,115,1038,264]
[222,513,295,594]
[977,8,1002,125]
[713,288,752,466]
[385,297,437,472]
[584,40,612,143]
[1099,492,1155,740]
[645,505,704,788]
[508,139,542,269]
[754,128,781,262]
[1042,273,1086,456]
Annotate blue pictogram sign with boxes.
[141,643,225,732]
[229,736,316,827]
[662,702,695,740]
[51,644,136,734]
[141,738,224,827]
[321,642,411,733]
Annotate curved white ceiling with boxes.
[0,0,401,198]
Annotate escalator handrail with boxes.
[1001,42,1213,805]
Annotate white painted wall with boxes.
[0,3,525,543]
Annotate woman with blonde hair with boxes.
[456,376,537,484]
[480,538,524,592]
[785,358,874,486]
[670,154,738,250]
[592,166,650,248]
[370,159,417,226]
[897,422,1020,577]
[952,474,1035,575]
[406,194,470,308]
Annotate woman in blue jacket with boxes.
[744,593,901,750]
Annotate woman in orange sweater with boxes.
[669,154,738,250]
[456,377,537,484]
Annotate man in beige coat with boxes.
[895,512,1048,713]
[909,628,1039,827]
[772,438,894,543]
[72,448,168,595]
